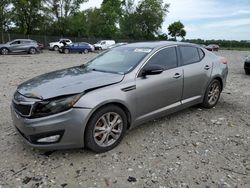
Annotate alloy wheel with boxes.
[208,82,220,105]
[94,112,123,147]
[1,48,8,55]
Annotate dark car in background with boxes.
[59,42,94,54]
[244,55,250,75]
[0,39,40,55]
[206,44,219,51]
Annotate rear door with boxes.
[135,46,183,118]
[179,46,212,103]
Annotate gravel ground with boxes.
[0,50,249,188]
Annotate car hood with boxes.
[17,66,124,100]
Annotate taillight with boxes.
[220,58,228,64]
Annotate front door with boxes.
[135,46,183,119]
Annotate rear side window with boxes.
[146,47,178,70]
[198,48,205,59]
[180,46,200,65]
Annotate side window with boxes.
[10,41,20,45]
[146,47,178,70]
[180,46,200,65]
[198,48,205,60]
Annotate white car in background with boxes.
[49,39,72,51]
[94,40,115,50]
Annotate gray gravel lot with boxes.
[0,50,249,187]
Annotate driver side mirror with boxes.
[141,65,164,77]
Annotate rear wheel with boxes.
[85,105,127,153]
[201,79,222,108]
[53,45,59,51]
[245,69,250,75]
[28,47,36,54]
[1,48,9,55]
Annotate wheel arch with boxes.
[211,76,223,90]
[86,101,132,130]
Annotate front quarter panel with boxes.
[74,77,137,126]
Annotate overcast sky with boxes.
[81,0,250,40]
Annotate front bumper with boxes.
[244,61,250,70]
[11,105,92,150]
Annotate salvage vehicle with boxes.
[244,55,250,75]
[49,39,72,51]
[59,42,94,54]
[205,44,219,51]
[0,39,40,55]
[11,41,228,153]
[94,40,115,50]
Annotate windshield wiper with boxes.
[91,68,123,75]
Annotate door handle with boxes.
[173,73,182,79]
[204,65,211,70]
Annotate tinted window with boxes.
[180,46,200,65]
[146,47,178,70]
[198,48,205,59]
[10,41,20,45]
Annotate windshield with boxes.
[85,46,152,74]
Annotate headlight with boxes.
[31,94,82,118]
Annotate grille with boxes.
[13,102,32,116]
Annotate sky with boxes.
[81,0,250,40]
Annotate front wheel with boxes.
[85,105,127,153]
[63,49,69,54]
[83,49,89,54]
[1,48,9,55]
[201,79,222,108]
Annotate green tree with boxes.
[0,0,11,42]
[99,0,123,38]
[43,0,88,35]
[11,0,44,35]
[168,21,186,41]
[120,0,169,40]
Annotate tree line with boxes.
[1,0,180,40]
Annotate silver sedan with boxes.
[11,41,228,152]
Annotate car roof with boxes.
[13,39,34,41]
[125,41,199,49]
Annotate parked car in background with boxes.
[0,39,40,55]
[49,39,72,51]
[108,43,128,49]
[244,55,250,75]
[59,42,94,54]
[94,40,115,50]
[206,44,219,51]
[11,41,228,152]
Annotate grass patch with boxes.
[221,47,250,51]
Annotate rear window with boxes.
[180,46,200,65]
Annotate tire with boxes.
[84,49,89,54]
[201,79,222,108]
[53,45,59,51]
[28,47,36,54]
[245,69,250,75]
[64,49,69,54]
[85,105,128,153]
[1,47,9,55]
